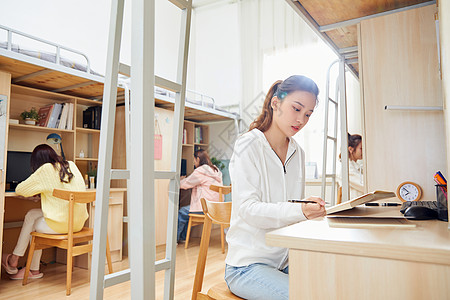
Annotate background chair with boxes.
[22,189,113,296]
[185,185,231,253]
[192,198,242,300]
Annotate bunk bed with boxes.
[287,0,436,77]
[0,24,239,122]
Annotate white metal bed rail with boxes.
[0,24,91,73]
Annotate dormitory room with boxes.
[0,0,449,299]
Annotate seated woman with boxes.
[1,144,87,280]
[177,149,223,243]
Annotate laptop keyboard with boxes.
[400,201,438,214]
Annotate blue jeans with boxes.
[177,205,203,242]
[225,263,289,300]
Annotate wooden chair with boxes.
[185,185,231,253]
[22,189,113,296]
[192,198,242,300]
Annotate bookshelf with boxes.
[8,84,100,177]
[4,81,123,264]
[182,120,209,175]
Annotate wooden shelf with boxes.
[75,157,98,162]
[9,123,75,133]
[194,143,208,147]
[182,144,194,147]
[76,127,101,134]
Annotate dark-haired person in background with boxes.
[225,75,326,300]
[347,133,363,184]
[177,149,222,243]
[1,144,86,280]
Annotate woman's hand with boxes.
[301,196,326,220]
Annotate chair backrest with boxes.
[52,189,95,242]
[209,185,231,202]
[192,198,232,300]
[201,197,232,225]
[52,189,96,204]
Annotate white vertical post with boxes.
[339,59,350,203]
[130,0,156,298]
[90,0,124,299]
[164,2,191,299]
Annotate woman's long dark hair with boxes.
[194,149,218,172]
[31,144,74,183]
[249,75,319,132]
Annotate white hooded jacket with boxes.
[225,129,307,270]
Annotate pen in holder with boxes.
[435,184,448,222]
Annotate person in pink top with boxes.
[177,149,223,242]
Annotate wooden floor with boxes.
[0,230,226,299]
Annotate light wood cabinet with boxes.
[360,5,445,199]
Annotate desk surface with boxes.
[266,207,450,266]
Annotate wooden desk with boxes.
[266,207,450,300]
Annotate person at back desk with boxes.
[177,149,222,243]
[1,144,87,280]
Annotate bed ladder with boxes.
[321,59,350,206]
[89,0,192,299]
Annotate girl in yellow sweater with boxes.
[1,144,87,280]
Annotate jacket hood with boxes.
[196,164,222,181]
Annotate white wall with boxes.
[193,3,241,107]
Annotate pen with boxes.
[288,200,329,204]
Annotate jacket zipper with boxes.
[272,149,296,174]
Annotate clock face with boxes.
[397,182,422,202]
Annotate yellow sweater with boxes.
[16,161,88,233]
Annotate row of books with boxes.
[195,126,203,144]
[83,106,102,130]
[37,103,74,130]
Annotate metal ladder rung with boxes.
[325,174,336,178]
[103,258,172,288]
[168,0,191,9]
[328,97,337,105]
[111,170,177,180]
[326,135,337,142]
[118,63,182,93]
[156,76,182,93]
[104,269,130,288]
[111,169,130,180]
[155,171,178,179]
[119,63,131,77]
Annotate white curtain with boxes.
[238,0,318,130]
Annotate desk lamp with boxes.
[46,133,65,160]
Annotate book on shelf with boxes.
[83,106,101,129]
[66,103,74,130]
[58,103,69,129]
[195,126,203,144]
[47,103,63,128]
[326,190,396,214]
[37,104,53,127]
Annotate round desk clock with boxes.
[396,181,422,202]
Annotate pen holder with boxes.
[435,184,448,222]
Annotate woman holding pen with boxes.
[225,75,326,300]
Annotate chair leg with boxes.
[185,216,193,249]
[22,236,36,286]
[220,224,225,254]
[106,235,113,274]
[66,246,73,295]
